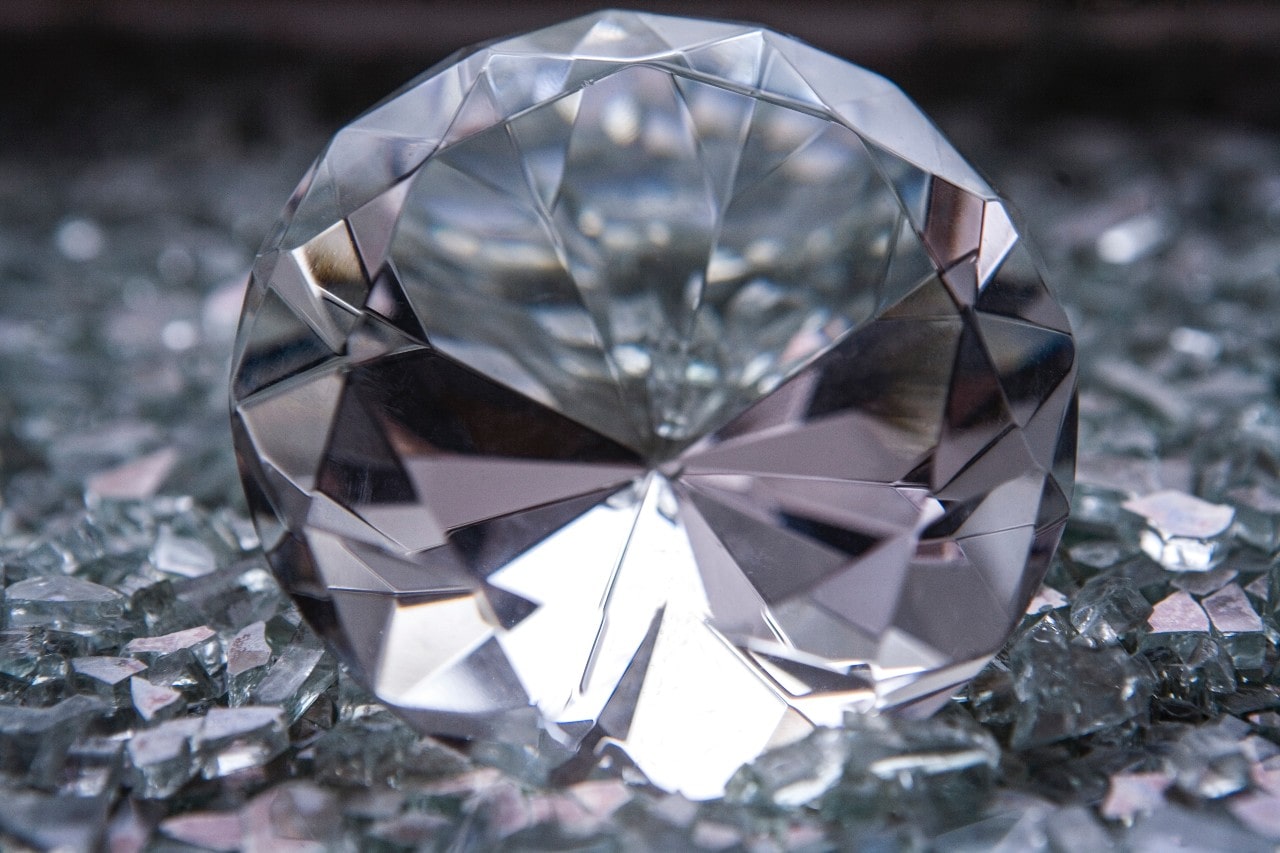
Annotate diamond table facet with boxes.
[230,10,1077,799]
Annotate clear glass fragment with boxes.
[4,576,130,651]
[1122,490,1235,572]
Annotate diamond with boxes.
[230,11,1076,799]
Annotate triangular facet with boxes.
[975,243,1071,333]
[936,426,1040,503]
[574,11,671,60]
[439,72,504,149]
[327,589,394,676]
[296,219,369,313]
[863,140,932,233]
[638,13,756,53]
[879,274,958,320]
[977,200,1018,288]
[316,378,416,512]
[875,215,938,315]
[231,285,336,399]
[350,55,479,142]
[975,311,1075,426]
[324,128,435,216]
[238,370,344,491]
[933,320,1019,488]
[279,156,343,252]
[759,46,824,108]
[484,52,574,118]
[677,31,766,88]
[364,265,428,343]
[347,176,415,278]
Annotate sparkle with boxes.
[230,11,1076,799]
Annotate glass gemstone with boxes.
[229,10,1077,798]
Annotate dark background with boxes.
[7,1,1280,157]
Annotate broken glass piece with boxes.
[1008,612,1155,748]
[247,633,334,723]
[226,620,273,705]
[0,630,44,685]
[143,650,223,704]
[150,523,218,578]
[1068,540,1137,574]
[71,656,147,706]
[1145,632,1235,720]
[159,811,243,851]
[229,9,1077,798]
[4,576,129,651]
[1144,590,1211,646]
[1170,563,1237,596]
[1069,575,1152,645]
[122,625,222,675]
[25,652,72,706]
[0,695,109,789]
[313,715,416,787]
[725,728,846,809]
[61,735,124,797]
[1126,804,1274,850]
[196,706,289,778]
[241,782,343,851]
[126,717,203,798]
[1044,804,1118,853]
[125,706,289,797]
[131,676,184,723]
[1122,490,1235,572]
[1164,719,1251,799]
[931,796,1066,853]
[728,713,999,836]
[86,446,178,500]
[1202,583,1267,670]
[172,560,281,631]
[364,812,453,849]
[1229,791,1280,841]
[1100,771,1171,824]
[1226,483,1280,553]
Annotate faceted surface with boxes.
[229,11,1076,798]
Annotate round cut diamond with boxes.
[231,11,1076,799]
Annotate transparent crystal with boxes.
[1008,612,1155,748]
[247,632,334,723]
[131,675,184,723]
[230,10,1077,798]
[0,695,109,788]
[1122,490,1235,572]
[226,620,273,705]
[196,706,289,778]
[71,656,148,706]
[126,717,202,798]
[1202,583,1266,670]
[122,625,223,674]
[4,576,130,651]
[1069,575,1152,646]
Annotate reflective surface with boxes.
[231,11,1076,797]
